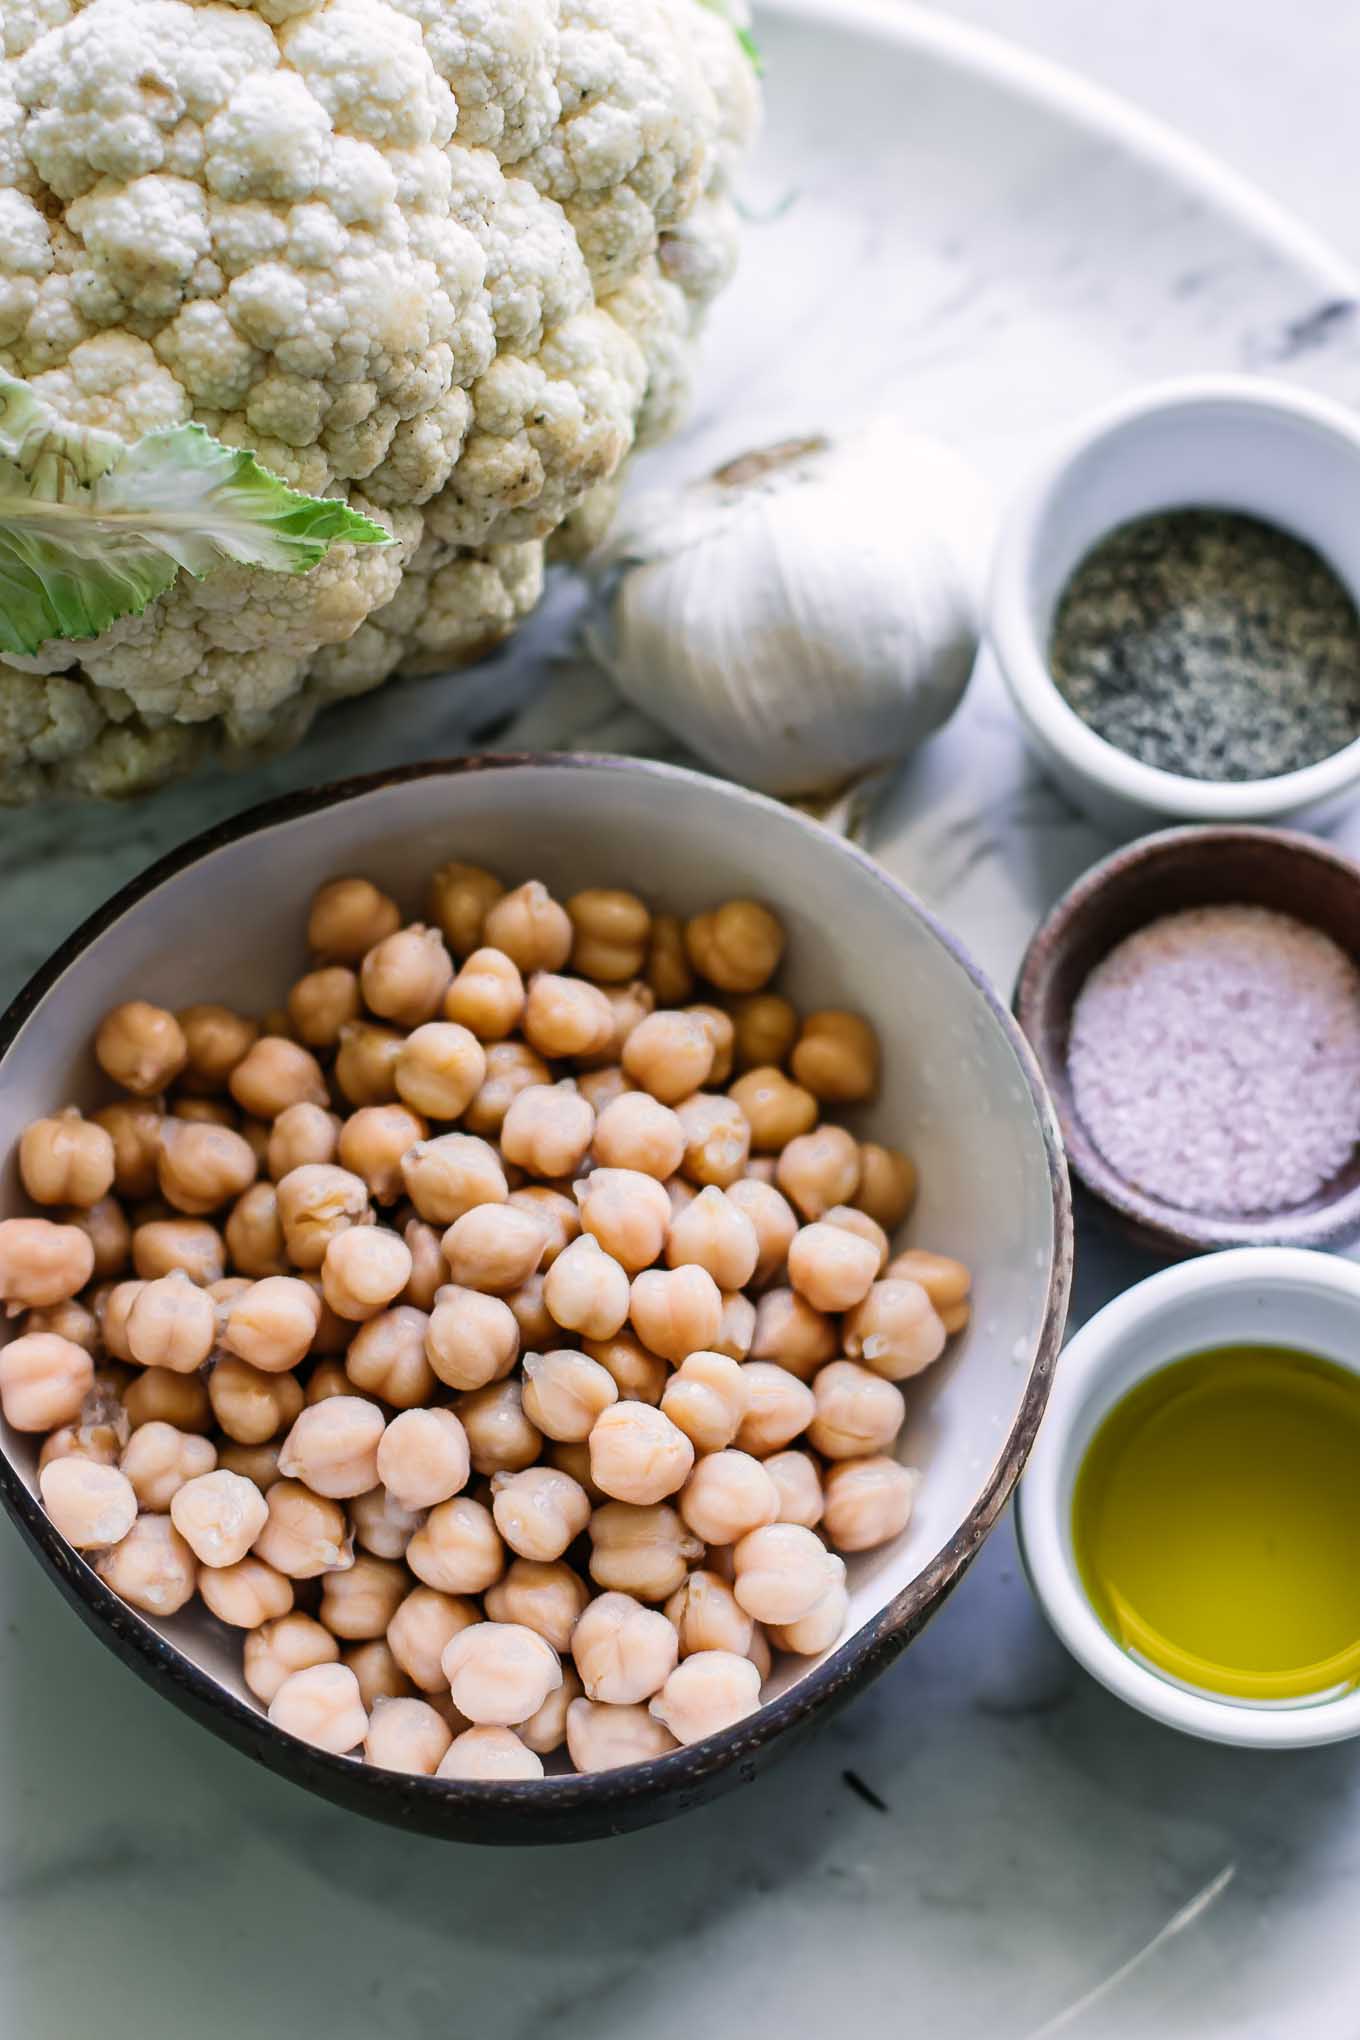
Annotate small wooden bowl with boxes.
[1015,825,1360,1255]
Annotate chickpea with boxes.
[39,1423,118,1473]
[165,1468,267,1569]
[443,946,525,1041]
[23,1297,99,1355]
[566,1696,677,1772]
[308,876,400,961]
[94,1279,142,1363]
[735,1362,816,1457]
[539,1235,627,1342]
[92,1098,164,1202]
[169,1097,237,1129]
[726,1067,818,1154]
[64,1196,132,1280]
[521,1349,617,1442]
[649,1649,763,1744]
[342,1306,433,1409]
[484,1559,589,1654]
[222,1276,319,1375]
[427,861,504,957]
[518,1665,583,1755]
[407,1494,505,1594]
[425,1285,519,1393]
[570,1590,678,1706]
[376,1406,470,1511]
[400,1218,445,1310]
[225,1182,289,1277]
[210,1355,303,1447]
[563,888,649,982]
[776,1124,861,1220]
[729,992,799,1073]
[500,1082,595,1182]
[95,1002,188,1097]
[666,1570,754,1659]
[437,1725,544,1780]
[133,1217,224,1287]
[582,982,654,1069]
[680,1449,781,1546]
[663,1186,757,1292]
[748,1287,836,1381]
[733,1522,844,1626]
[96,1513,197,1616]
[244,1612,340,1703]
[365,1695,453,1776]
[588,1403,694,1510]
[621,1011,713,1105]
[885,1249,971,1332]
[508,1186,579,1268]
[843,1278,947,1382]
[345,1486,420,1565]
[645,913,694,1004]
[660,1350,748,1453]
[269,1661,368,1753]
[124,1367,212,1435]
[333,1021,405,1107]
[387,1585,478,1693]
[356,924,452,1029]
[314,1552,407,1641]
[254,1479,352,1579]
[488,1465,590,1565]
[501,1263,550,1344]
[723,1178,797,1291]
[442,1620,562,1727]
[824,1456,920,1553]
[808,1361,906,1461]
[786,1221,879,1314]
[441,1204,543,1299]
[120,1422,217,1511]
[582,1331,668,1407]
[712,1290,756,1364]
[454,1377,541,1478]
[219,1439,282,1490]
[19,1109,116,1208]
[684,1006,734,1089]
[548,1433,613,1503]
[277,1396,384,1499]
[588,1501,703,1601]
[765,1449,824,1529]
[275,1164,371,1270]
[346,1638,417,1709]
[176,1004,259,1094]
[228,1037,328,1121]
[266,1103,340,1183]
[0,1332,93,1431]
[792,1010,880,1104]
[686,900,785,995]
[767,1580,850,1655]
[39,1457,138,1550]
[0,1217,95,1311]
[673,1092,750,1191]
[286,966,361,1050]
[481,880,573,976]
[518,974,610,1063]
[822,1203,890,1271]
[462,1041,551,1138]
[126,1270,216,1372]
[401,1131,506,1228]
[319,1226,412,1324]
[592,1091,685,1182]
[629,1264,723,1364]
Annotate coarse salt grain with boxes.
[1068,905,1360,1216]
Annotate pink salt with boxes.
[1068,904,1360,1216]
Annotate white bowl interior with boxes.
[1019,1249,1360,1747]
[0,761,1061,1742]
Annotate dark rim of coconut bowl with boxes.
[0,753,1074,1845]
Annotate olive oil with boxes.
[1072,1345,1360,1702]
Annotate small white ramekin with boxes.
[989,376,1360,834]
[1016,1247,1360,1748]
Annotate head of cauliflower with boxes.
[0,0,760,799]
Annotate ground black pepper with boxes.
[1049,509,1360,780]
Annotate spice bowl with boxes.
[1016,1247,1360,1749]
[1016,824,1360,1255]
[989,375,1360,834]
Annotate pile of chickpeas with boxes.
[0,864,971,1782]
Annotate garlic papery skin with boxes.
[591,423,992,799]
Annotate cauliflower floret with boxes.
[0,0,759,800]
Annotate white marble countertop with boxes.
[5,6,1360,2036]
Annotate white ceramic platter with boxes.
[4,7,1360,2037]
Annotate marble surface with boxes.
[5,4,1360,2034]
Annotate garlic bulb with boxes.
[591,421,992,799]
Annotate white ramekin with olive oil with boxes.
[1016,1249,1360,1746]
